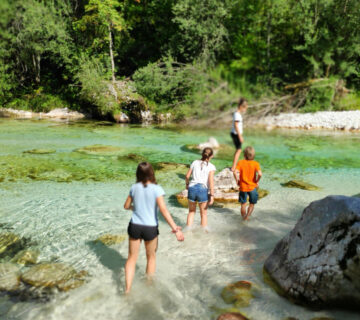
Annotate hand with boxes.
[175,230,184,241]
[208,195,214,205]
[240,136,244,143]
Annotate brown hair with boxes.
[201,147,214,161]
[238,97,247,109]
[136,162,157,185]
[244,146,255,160]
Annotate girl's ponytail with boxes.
[201,147,214,161]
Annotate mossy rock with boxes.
[32,169,73,182]
[11,249,39,265]
[221,280,255,307]
[23,149,56,155]
[154,162,189,171]
[0,263,21,292]
[74,145,123,156]
[281,180,320,191]
[21,263,86,292]
[117,153,146,163]
[94,234,126,246]
[0,233,26,259]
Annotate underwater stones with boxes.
[21,263,85,291]
[221,281,254,307]
[217,312,249,320]
[23,149,56,154]
[37,169,73,182]
[281,180,320,191]
[74,145,123,156]
[154,162,189,171]
[94,234,126,246]
[11,250,39,265]
[0,233,25,259]
[264,195,360,309]
[0,263,21,292]
[118,153,146,163]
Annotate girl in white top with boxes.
[185,148,216,230]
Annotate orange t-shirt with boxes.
[236,160,261,192]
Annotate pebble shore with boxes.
[256,110,360,131]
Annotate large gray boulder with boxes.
[264,195,360,309]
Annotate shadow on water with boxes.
[86,241,129,294]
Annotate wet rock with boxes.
[176,168,269,207]
[94,234,126,246]
[198,137,220,150]
[36,169,73,182]
[221,280,254,307]
[113,112,129,123]
[217,312,249,320]
[21,263,86,292]
[117,153,146,163]
[154,162,189,171]
[281,180,320,191]
[0,263,21,292]
[11,250,39,265]
[42,108,85,120]
[264,195,360,309]
[0,233,26,259]
[23,149,56,154]
[74,145,123,156]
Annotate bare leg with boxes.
[144,237,158,279]
[241,203,247,219]
[245,204,255,220]
[187,201,197,226]
[125,238,141,293]
[231,149,242,171]
[199,201,209,227]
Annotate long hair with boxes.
[136,162,157,185]
[201,147,213,161]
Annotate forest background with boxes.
[1,0,360,121]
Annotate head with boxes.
[244,146,255,160]
[201,147,214,161]
[237,97,248,112]
[136,162,157,185]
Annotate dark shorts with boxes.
[239,189,258,204]
[188,183,209,203]
[230,132,242,150]
[127,222,159,241]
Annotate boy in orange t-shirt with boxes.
[234,146,262,220]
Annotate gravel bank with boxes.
[256,110,360,131]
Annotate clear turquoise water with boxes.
[0,119,359,320]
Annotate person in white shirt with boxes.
[185,148,216,230]
[230,98,248,172]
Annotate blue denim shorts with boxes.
[188,183,209,203]
[239,189,258,204]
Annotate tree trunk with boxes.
[108,24,116,84]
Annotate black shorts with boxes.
[127,222,159,241]
[230,132,242,150]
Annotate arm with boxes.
[255,169,262,186]
[185,168,192,189]
[233,169,240,186]
[156,196,184,241]
[123,195,133,210]
[208,170,215,205]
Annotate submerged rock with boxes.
[0,263,21,292]
[264,195,360,309]
[23,149,56,154]
[281,180,320,191]
[118,153,146,163]
[74,145,123,156]
[176,168,269,207]
[11,250,39,265]
[217,312,249,320]
[21,263,86,292]
[221,280,255,307]
[154,162,189,171]
[94,234,126,246]
[0,233,26,259]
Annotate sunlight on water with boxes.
[0,119,359,319]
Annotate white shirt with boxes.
[189,160,216,188]
[231,111,243,134]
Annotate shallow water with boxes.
[0,119,359,320]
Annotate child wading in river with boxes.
[185,148,216,231]
[123,162,184,293]
[231,98,248,172]
[233,146,262,220]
